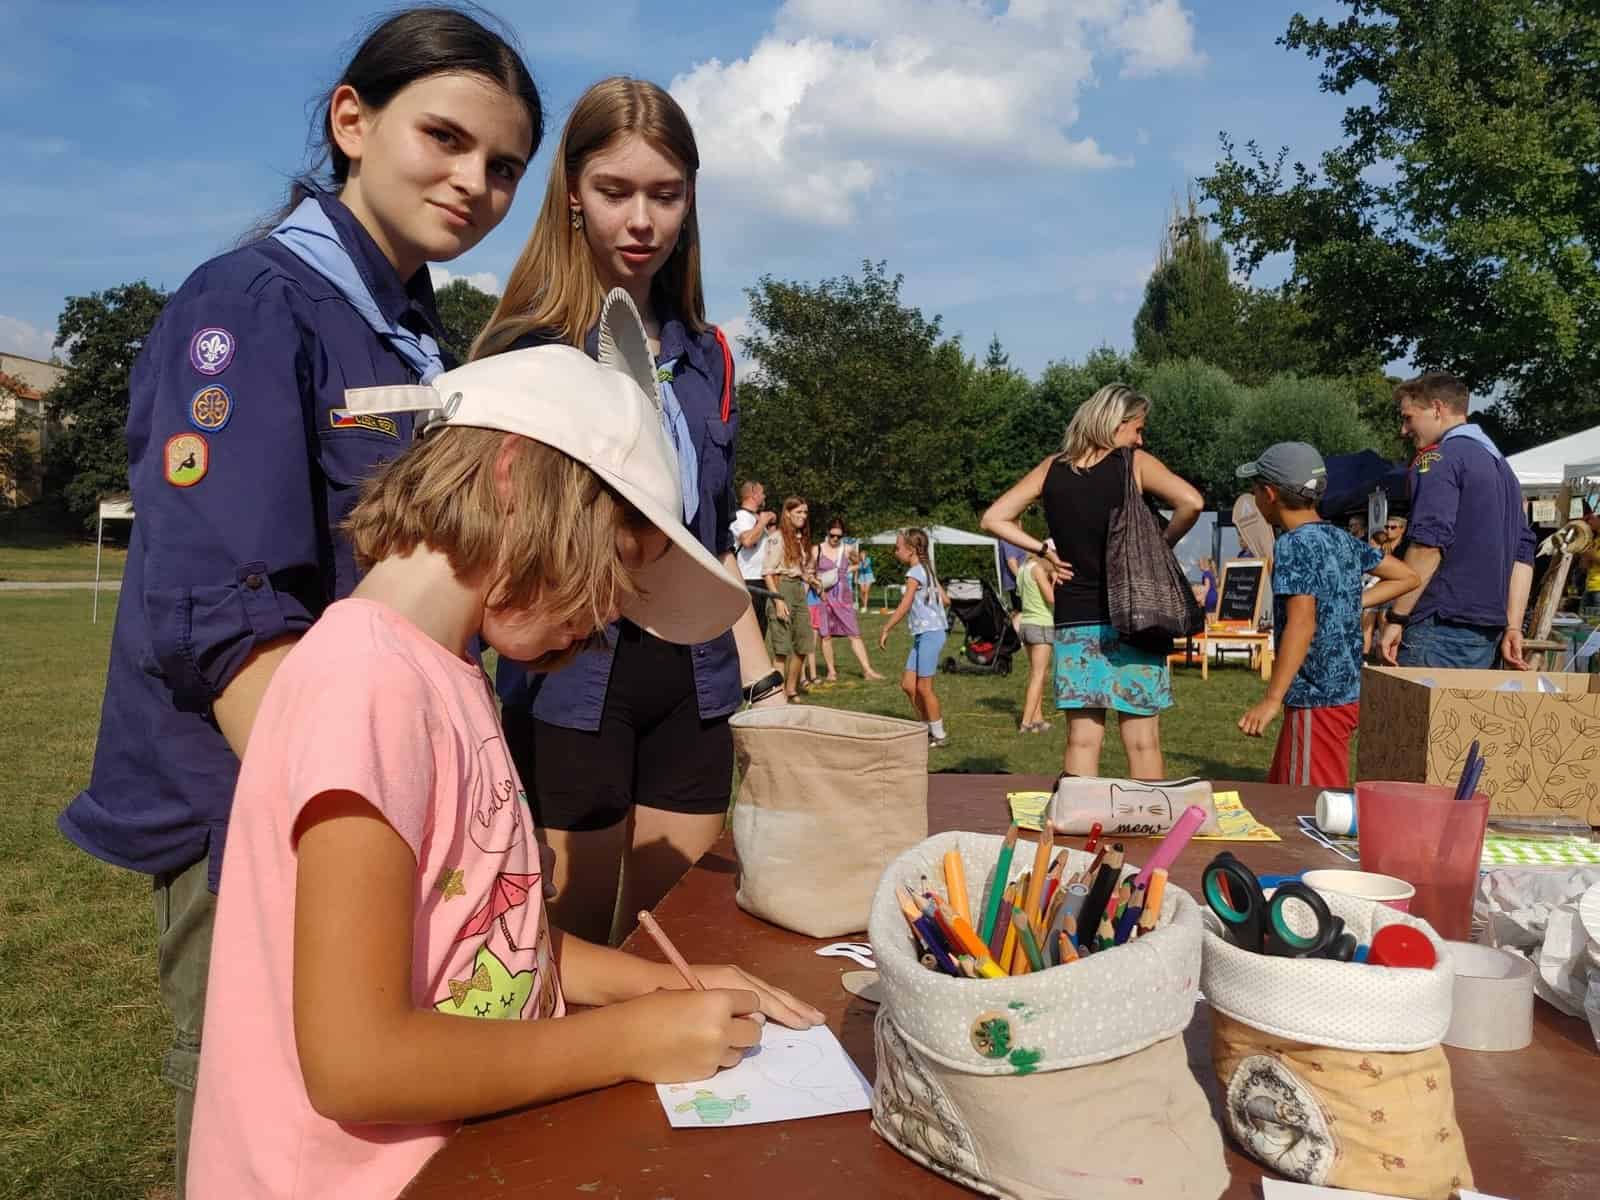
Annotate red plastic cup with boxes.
[1355,781,1489,942]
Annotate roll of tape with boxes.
[1442,941,1534,1052]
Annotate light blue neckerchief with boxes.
[269,197,445,385]
[654,359,700,522]
[1442,422,1504,461]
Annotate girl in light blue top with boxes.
[878,528,950,746]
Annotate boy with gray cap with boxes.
[1234,443,1419,787]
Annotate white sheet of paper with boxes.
[656,1022,872,1128]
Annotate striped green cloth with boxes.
[1480,835,1600,866]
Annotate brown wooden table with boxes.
[404,778,1599,1199]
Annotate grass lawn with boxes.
[0,595,1283,1199]
[0,502,126,583]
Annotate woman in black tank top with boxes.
[981,384,1204,779]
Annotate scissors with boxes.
[1202,852,1355,961]
[815,942,876,969]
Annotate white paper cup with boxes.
[1302,868,1415,912]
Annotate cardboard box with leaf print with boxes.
[1357,667,1600,824]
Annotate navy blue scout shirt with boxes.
[59,193,441,891]
[1406,425,1536,627]
[1271,523,1382,709]
[495,315,740,728]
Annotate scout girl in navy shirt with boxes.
[57,10,541,1190]
[478,78,783,946]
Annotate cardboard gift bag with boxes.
[1357,666,1600,823]
[868,832,1228,1200]
[730,706,929,938]
[1202,892,1472,1199]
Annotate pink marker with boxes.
[1133,804,1207,889]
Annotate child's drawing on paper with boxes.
[673,1090,751,1125]
[655,1023,871,1128]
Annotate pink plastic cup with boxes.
[1356,781,1488,942]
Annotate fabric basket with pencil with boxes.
[866,829,1228,1200]
[1201,886,1472,1199]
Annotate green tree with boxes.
[0,404,39,507]
[434,278,499,361]
[737,261,968,532]
[1032,346,1142,435]
[1132,192,1241,371]
[1202,1,1600,450]
[1140,358,1245,504]
[1225,374,1381,503]
[43,282,168,526]
[983,334,1010,372]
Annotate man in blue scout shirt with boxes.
[1378,372,1536,669]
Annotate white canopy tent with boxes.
[94,497,134,624]
[1506,424,1600,495]
[865,524,1006,593]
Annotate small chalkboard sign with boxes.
[1216,559,1267,626]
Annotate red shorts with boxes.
[1268,702,1359,788]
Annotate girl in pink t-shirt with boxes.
[188,295,822,1198]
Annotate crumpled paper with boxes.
[1475,868,1600,1049]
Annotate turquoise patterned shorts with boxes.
[1052,623,1172,716]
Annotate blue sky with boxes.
[2,0,1356,377]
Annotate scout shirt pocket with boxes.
[699,414,734,507]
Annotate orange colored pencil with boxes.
[637,910,704,991]
[943,849,973,926]
[1022,826,1054,925]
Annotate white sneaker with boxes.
[929,733,949,748]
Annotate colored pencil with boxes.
[1012,906,1046,972]
[1114,883,1147,944]
[979,824,1020,944]
[1058,932,1080,964]
[1076,844,1125,945]
[913,915,961,975]
[1095,914,1117,952]
[1023,825,1054,926]
[1083,821,1104,854]
[637,910,704,991]
[928,895,1005,974]
[944,849,973,925]
[1137,869,1168,932]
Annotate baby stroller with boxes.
[941,578,1021,676]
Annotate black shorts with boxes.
[503,624,734,832]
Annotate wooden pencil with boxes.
[978,823,1021,944]
[944,849,973,926]
[637,910,704,991]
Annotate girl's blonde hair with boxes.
[899,527,938,593]
[778,496,810,567]
[473,77,705,358]
[343,427,649,664]
[1061,383,1150,468]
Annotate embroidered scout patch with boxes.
[1414,449,1441,474]
[189,327,235,376]
[188,384,232,431]
[329,410,400,438]
[163,433,209,487]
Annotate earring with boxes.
[570,208,584,232]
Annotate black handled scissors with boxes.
[1202,853,1355,960]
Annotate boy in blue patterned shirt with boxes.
[1235,444,1419,786]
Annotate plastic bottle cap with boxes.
[1367,924,1436,970]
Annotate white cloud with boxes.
[429,266,502,295]
[1110,0,1205,77]
[672,0,1204,229]
[0,315,58,361]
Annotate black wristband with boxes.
[742,669,784,704]
[1386,611,1411,628]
